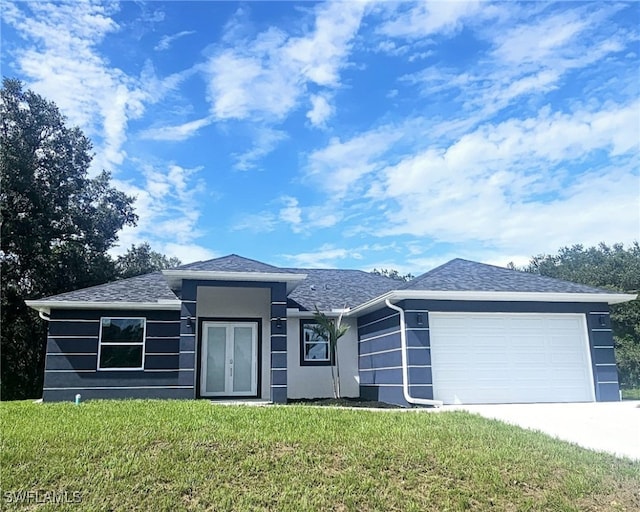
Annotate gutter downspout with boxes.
[386,299,443,408]
[38,311,51,322]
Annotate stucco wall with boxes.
[196,286,272,399]
[286,317,359,399]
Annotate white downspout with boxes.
[386,299,443,408]
[38,310,51,322]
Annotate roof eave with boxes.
[25,300,182,314]
[347,290,637,316]
[162,269,308,293]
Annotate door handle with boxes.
[229,359,233,377]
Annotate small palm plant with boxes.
[311,307,349,399]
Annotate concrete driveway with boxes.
[445,401,640,460]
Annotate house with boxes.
[26,255,636,406]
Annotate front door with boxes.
[200,322,258,397]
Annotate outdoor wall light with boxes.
[187,316,193,328]
[598,315,606,327]
[416,313,424,326]
[276,317,283,329]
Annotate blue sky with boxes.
[2,1,639,273]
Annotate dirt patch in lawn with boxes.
[288,397,404,409]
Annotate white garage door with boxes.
[429,313,595,404]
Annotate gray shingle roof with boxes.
[31,256,617,308]
[177,254,296,273]
[286,268,398,310]
[402,258,614,294]
[41,272,179,303]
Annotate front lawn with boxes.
[1,400,638,511]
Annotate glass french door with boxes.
[200,322,257,397]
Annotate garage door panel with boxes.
[551,366,592,380]
[546,317,582,329]
[430,313,594,404]
[550,351,586,364]
[506,318,544,329]
[509,334,544,344]
[511,353,547,365]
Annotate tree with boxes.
[1,78,138,400]
[516,243,640,389]
[312,307,349,399]
[116,242,181,279]
[371,268,415,282]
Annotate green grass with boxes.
[621,388,640,400]
[1,401,639,511]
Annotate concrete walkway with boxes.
[445,401,640,461]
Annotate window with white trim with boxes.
[300,320,331,366]
[98,317,145,370]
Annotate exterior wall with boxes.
[196,286,271,399]
[182,279,288,403]
[43,308,186,402]
[286,317,359,399]
[357,300,620,407]
[357,306,405,405]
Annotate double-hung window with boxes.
[98,317,145,370]
[300,320,331,366]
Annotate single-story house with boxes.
[26,255,635,406]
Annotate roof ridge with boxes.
[176,253,287,272]
[226,253,283,270]
[401,258,615,294]
[398,258,458,289]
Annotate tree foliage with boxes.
[1,78,138,399]
[371,268,415,282]
[516,243,640,388]
[312,307,350,399]
[116,243,181,279]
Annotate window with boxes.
[300,320,332,366]
[98,318,145,370]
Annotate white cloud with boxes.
[304,123,408,197]
[402,4,630,123]
[306,94,334,127]
[279,196,302,229]
[233,128,288,171]
[282,242,401,269]
[111,163,208,255]
[3,2,197,171]
[281,244,359,268]
[205,1,367,122]
[377,0,485,39]
[2,1,148,172]
[159,243,217,263]
[491,10,588,65]
[140,117,211,141]
[372,101,640,254]
[154,30,196,51]
[231,212,277,233]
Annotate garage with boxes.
[429,313,595,405]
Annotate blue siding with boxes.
[357,300,620,406]
[360,385,406,405]
[179,281,198,398]
[43,309,182,402]
[270,283,288,403]
[357,308,407,406]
